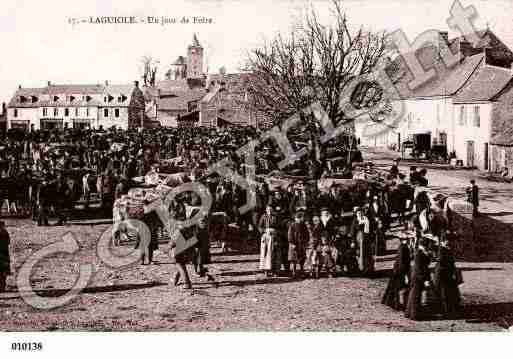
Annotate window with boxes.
[75,108,79,116]
[473,106,480,127]
[459,106,466,126]
[13,109,18,117]
[407,112,412,129]
[501,148,506,168]
[104,96,107,103]
[54,108,58,116]
[43,108,48,116]
[114,108,120,118]
[86,107,90,116]
[104,108,108,117]
[64,108,69,117]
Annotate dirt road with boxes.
[1,148,512,331]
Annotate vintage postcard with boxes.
[0,0,512,356]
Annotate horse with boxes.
[386,183,415,226]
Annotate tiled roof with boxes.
[453,65,513,103]
[206,73,253,92]
[7,88,47,108]
[46,84,104,95]
[387,29,513,100]
[157,89,207,110]
[8,83,136,108]
[156,79,194,92]
[102,84,135,107]
[388,49,484,99]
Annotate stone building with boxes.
[153,34,269,128]
[359,29,513,171]
[7,81,146,131]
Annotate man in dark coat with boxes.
[433,239,461,318]
[367,196,386,255]
[389,159,400,179]
[37,174,52,226]
[287,211,309,277]
[467,179,479,217]
[192,217,210,277]
[405,237,432,321]
[0,221,11,292]
[382,235,411,310]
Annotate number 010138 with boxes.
[11,342,43,351]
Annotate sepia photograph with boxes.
[0,0,513,354]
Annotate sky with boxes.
[1,0,513,103]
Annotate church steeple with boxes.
[192,33,201,47]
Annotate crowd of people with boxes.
[0,126,464,322]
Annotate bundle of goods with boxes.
[119,184,173,220]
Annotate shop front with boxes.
[72,118,92,129]
[40,118,64,130]
[10,120,30,131]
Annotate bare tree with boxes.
[140,56,159,87]
[244,0,392,134]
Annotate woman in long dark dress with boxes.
[382,235,411,310]
[405,237,431,321]
[433,239,461,318]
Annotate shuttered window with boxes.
[473,106,480,127]
[459,106,466,126]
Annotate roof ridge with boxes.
[449,53,485,95]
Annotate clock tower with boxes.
[187,33,204,79]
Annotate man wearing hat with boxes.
[405,236,432,320]
[368,195,386,255]
[287,211,309,277]
[389,159,400,179]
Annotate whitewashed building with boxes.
[7,81,145,131]
[359,29,513,170]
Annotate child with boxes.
[306,215,321,278]
[316,234,337,278]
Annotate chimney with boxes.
[439,31,449,46]
[105,80,109,86]
[18,84,21,89]
[47,81,51,87]
[459,39,475,59]
[2,103,5,115]
[134,80,139,88]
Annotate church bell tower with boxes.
[187,34,204,79]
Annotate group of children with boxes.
[259,207,363,279]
